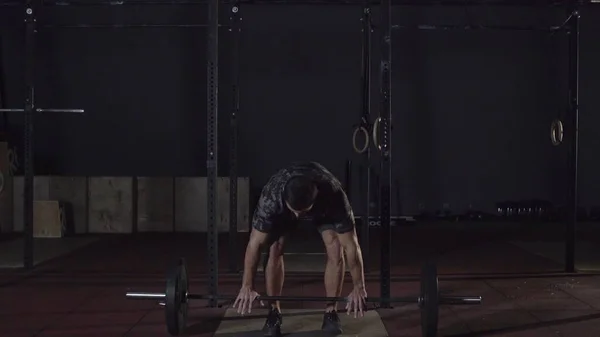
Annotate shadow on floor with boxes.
[447,312,600,337]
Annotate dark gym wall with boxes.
[578,7,600,214]
[388,6,570,214]
[237,6,361,192]
[0,5,599,215]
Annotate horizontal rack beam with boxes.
[39,23,227,28]
[391,24,566,31]
[0,0,593,7]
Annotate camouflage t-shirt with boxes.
[251,162,354,234]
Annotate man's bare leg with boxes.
[321,230,345,313]
[265,236,285,312]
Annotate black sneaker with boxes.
[321,311,343,335]
[262,307,282,337]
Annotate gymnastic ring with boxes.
[352,126,370,154]
[550,119,564,146]
[372,117,382,151]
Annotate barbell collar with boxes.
[126,292,167,299]
[439,296,482,305]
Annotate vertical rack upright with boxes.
[565,4,580,273]
[206,0,220,307]
[379,0,393,308]
[0,32,6,125]
[360,3,372,272]
[23,0,37,270]
[229,1,241,273]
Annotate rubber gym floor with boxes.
[1,222,600,337]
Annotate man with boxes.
[233,162,367,337]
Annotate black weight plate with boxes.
[179,259,189,333]
[420,263,439,337]
[165,258,189,336]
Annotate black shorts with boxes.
[260,218,354,270]
[260,217,354,246]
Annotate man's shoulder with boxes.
[257,169,288,215]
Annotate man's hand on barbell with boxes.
[233,286,264,315]
[345,286,368,318]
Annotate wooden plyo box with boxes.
[33,200,65,238]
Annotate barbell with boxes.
[125,258,482,337]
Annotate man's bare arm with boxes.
[242,229,269,288]
[338,229,365,289]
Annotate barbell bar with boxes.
[126,292,481,305]
[0,108,84,113]
[125,258,482,337]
